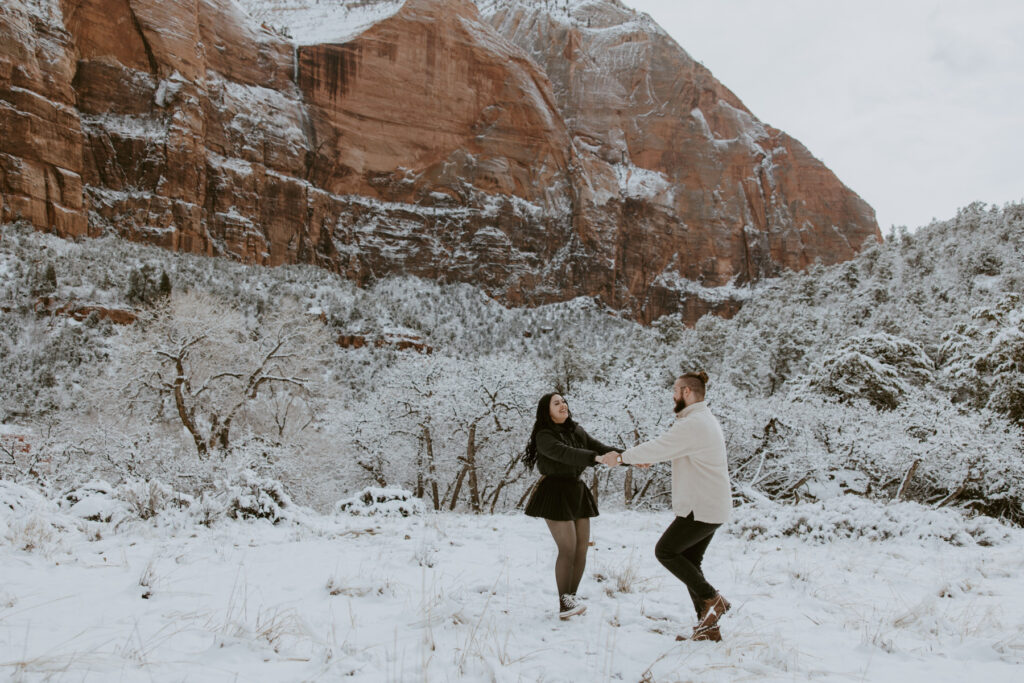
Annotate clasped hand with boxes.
[598,452,651,468]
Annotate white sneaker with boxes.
[558,594,586,620]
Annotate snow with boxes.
[0,424,31,436]
[692,102,772,161]
[613,162,672,202]
[66,494,129,523]
[8,85,77,116]
[4,0,64,30]
[235,0,407,46]
[654,267,755,303]
[216,206,258,228]
[207,151,255,177]
[154,73,186,109]
[974,274,1001,292]
[336,486,424,517]
[476,0,668,39]
[80,112,168,142]
[2,487,1023,681]
[215,76,308,149]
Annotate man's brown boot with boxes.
[676,625,722,642]
[695,592,731,632]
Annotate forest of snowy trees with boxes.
[2,201,1022,523]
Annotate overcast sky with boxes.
[627,0,1024,232]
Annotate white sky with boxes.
[626,0,1024,231]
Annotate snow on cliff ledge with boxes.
[475,0,669,38]
[235,0,407,45]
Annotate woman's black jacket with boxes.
[534,423,615,478]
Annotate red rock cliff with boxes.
[0,0,880,323]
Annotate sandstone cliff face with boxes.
[0,0,880,323]
[478,0,880,318]
[0,0,85,237]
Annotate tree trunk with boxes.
[488,482,505,513]
[415,431,424,499]
[935,483,965,508]
[487,453,524,513]
[466,422,481,513]
[895,459,921,500]
[422,424,439,510]
[634,476,656,504]
[208,414,231,453]
[449,467,467,511]
[356,459,388,487]
[517,477,540,508]
[624,467,634,507]
[172,355,207,458]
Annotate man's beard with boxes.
[674,398,686,413]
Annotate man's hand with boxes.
[600,451,621,467]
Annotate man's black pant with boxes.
[654,512,720,617]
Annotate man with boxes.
[602,371,732,641]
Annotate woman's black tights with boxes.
[545,518,590,597]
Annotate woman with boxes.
[523,392,620,619]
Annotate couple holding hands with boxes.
[522,371,733,642]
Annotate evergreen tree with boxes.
[158,270,172,297]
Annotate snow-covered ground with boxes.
[2,494,1023,682]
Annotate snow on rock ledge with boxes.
[236,0,407,45]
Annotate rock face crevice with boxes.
[1,0,880,323]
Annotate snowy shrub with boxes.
[189,491,230,528]
[719,389,1024,525]
[114,478,194,520]
[940,295,1024,424]
[0,480,54,515]
[219,471,298,524]
[988,372,1024,425]
[336,487,424,517]
[728,497,1013,547]
[3,514,61,553]
[803,333,934,409]
[59,480,130,523]
[0,481,70,553]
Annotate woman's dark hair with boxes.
[522,392,575,470]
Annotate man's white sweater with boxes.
[621,401,731,524]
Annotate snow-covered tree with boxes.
[114,291,330,458]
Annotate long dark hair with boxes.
[522,392,575,470]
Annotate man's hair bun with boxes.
[679,371,709,395]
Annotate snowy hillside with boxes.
[2,202,1024,521]
[3,203,1023,519]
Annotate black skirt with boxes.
[524,476,599,521]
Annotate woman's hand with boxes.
[599,451,621,467]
